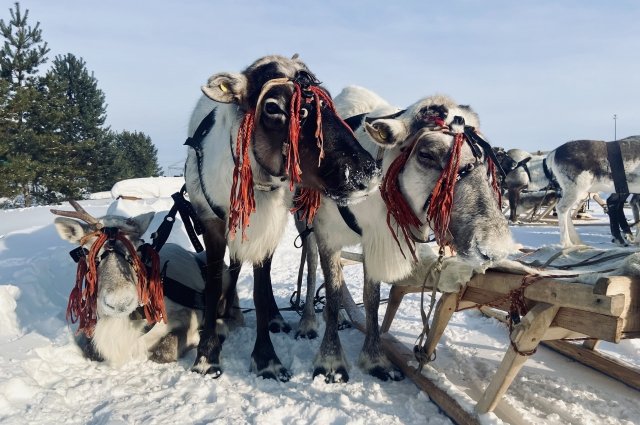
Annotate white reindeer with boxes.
[300,86,513,382]
[184,56,379,380]
[53,202,234,366]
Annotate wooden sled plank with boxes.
[480,306,640,391]
[542,340,640,392]
[339,284,481,425]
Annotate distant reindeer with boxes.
[546,136,640,246]
[53,201,236,366]
[495,148,557,222]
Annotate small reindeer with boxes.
[52,201,239,366]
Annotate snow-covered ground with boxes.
[0,186,638,425]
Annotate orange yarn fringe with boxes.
[67,231,166,337]
[230,82,345,238]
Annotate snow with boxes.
[0,181,639,425]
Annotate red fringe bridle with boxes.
[380,130,501,261]
[67,230,166,336]
[229,80,342,239]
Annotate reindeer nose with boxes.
[103,294,137,314]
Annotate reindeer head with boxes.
[201,55,379,203]
[53,201,156,322]
[376,96,513,265]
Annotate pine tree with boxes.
[41,53,109,198]
[109,130,163,184]
[0,2,48,87]
[0,2,49,206]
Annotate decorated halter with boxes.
[229,70,345,240]
[66,226,166,336]
[379,115,504,261]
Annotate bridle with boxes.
[228,70,345,240]
[379,115,504,261]
[66,226,166,336]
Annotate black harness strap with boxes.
[184,109,227,221]
[542,157,558,189]
[517,160,532,182]
[161,275,206,311]
[343,113,366,131]
[464,126,506,179]
[152,186,205,253]
[606,140,630,194]
[338,205,363,236]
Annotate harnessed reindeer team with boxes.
[51,55,639,415]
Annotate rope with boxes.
[457,274,569,357]
[413,249,445,370]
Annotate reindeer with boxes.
[184,56,379,380]
[296,86,513,382]
[52,201,234,366]
[547,136,640,247]
[495,148,557,222]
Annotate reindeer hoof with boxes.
[252,358,292,382]
[259,367,292,382]
[295,329,318,339]
[269,317,291,333]
[313,366,349,383]
[191,356,223,378]
[368,366,404,382]
[337,320,352,331]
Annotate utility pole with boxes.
[613,114,617,141]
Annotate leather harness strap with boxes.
[338,205,363,236]
[184,109,227,221]
[606,140,629,194]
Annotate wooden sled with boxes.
[379,269,640,415]
[340,250,640,422]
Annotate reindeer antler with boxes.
[50,200,103,229]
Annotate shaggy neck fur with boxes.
[91,316,149,366]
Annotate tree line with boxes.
[0,2,162,207]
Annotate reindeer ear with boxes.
[128,212,155,236]
[201,72,248,104]
[364,118,408,147]
[54,217,91,244]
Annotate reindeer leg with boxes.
[556,189,583,247]
[263,254,291,334]
[617,194,634,243]
[251,254,291,381]
[607,194,626,245]
[508,188,520,222]
[217,259,244,343]
[296,231,319,339]
[314,246,349,383]
[192,218,226,377]
[149,331,181,363]
[358,271,404,381]
[607,194,629,245]
[76,334,104,362]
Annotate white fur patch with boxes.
[92,317,148,367]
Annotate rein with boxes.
[67,227,166,336]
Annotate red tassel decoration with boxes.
[425,133,465,248]
[66,230,167,336]
[379,145,423,261]
[291,187,322,225]
[229,111,257,241]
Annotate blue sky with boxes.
[10,0,640,174]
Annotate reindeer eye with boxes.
[417,150,437,162]
[265,101,283,115]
